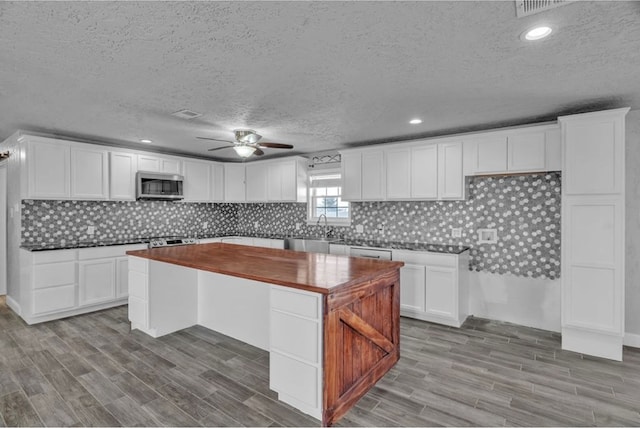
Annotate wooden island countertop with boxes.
[126,242,404,426]
[126,242,404,295]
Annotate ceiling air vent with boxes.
[515,0,575,17]
[171,109,203,120]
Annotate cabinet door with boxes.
[411,145,438,199]
[508,131,546,172]
[475,136,507,174]
[182,160,211,202]
[79,259,116,306]
[109,152,137,200]
[274,159,299,202]
[161,158,181,174]
[224,164,246,202]
[361,151,384,200]
[71,147,109,199]
[425,266,457,319]
[137,154,161,172]
[340,152,362,201]
[116,257,129,298]
[210,163,225,202]
[246,163,268,202]
[267,162,283,201]
[438,142,463,199]
[385,148,411,199]
[400,264,426,313]
[28,140,71,199]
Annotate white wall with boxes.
[625,109,640,343]
[0,162,6,295]
[468,271,561,332]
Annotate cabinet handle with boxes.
[360,255,380,259]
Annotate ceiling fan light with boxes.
[240,133,262,144]
[233,145,256,158]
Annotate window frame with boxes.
[306,169,351,226]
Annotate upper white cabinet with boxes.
[246,162,269,202]
[26,138,71,199]
[210,163,225,202]
[224,163,246,202]
[137,154,181,174]
[466,125,561,175]
[182,159,212,202]
[267,158,307,202]
[342,141,463,202]
[109,152,137,200]
[70,146,109,200]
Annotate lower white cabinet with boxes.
[392,249,469,327]
[17,243,146,324]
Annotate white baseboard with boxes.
[6,295,21,315]
[624,332,640,348]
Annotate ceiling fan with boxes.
[197,129,293,158]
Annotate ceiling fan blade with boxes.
[197,136,235,144]
[207,146,234,152]
[253,147,265,156]
[256,142,294,149]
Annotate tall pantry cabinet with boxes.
[559,107,629,361]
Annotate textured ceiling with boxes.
[1,1,639,161]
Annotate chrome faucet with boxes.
[317,214,328,239]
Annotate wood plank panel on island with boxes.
[126,243,404,426]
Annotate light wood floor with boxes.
[1,300,639,427]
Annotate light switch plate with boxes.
[451,228,462,238]
[356,224,364,234]
[87,226,95,235]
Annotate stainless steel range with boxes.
[148,237,199,248]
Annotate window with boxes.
[307,172,350,225]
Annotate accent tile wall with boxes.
[21,200,238,245]
[21,172,561,279]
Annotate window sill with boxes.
[306,219,351,227]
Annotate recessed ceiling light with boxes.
[523,25,553,41]
[140,139,152,143]
[409,118,423,125]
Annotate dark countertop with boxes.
[21,233,469,255]
[333,239,470,255]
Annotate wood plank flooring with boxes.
[1,296,639,426]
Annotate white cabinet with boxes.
[391,249,469,328]
[385,148,411,200]
[79,258,116,306]
[361,151,385,200]
[182,159,212,202]
[70,146,109,200]
[467,125,561,175]
[411,145,438,199]
[25,249,76,316]
[224,164,246,202]
[211,163,225,202]
[109,152,137,200]
[340,152,362,201]
[269,285,323,419]
[328,244,349,256]
[116,257,129,298]
[137,154,181,174]
[559,107,628,361]
[267,158,307,202]
[437,142,464,199]
[246,163,268,202]
[27,138,71,199]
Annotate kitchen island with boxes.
[126,242,404,426]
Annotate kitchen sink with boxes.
[284,237,341,254]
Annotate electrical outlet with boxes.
[451,228,462,238]
[355,224,364,234]
[202,222,209,229]
[87,226,95,235]
[295,222,301,230]
[254,221,259,228]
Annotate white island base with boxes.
[127,256,323,420]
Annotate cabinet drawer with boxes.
[271,311,320,363]
[33,262,75,289]
[78,246,127,260]
[128,256,148,274]
[271,287,320,320]
[33,285,76,314]
[270,352,320,409]
[128,271,147,299]
[424,253,457,268]
[32,249,76,264]
[392,249,429,265]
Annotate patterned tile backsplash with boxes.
[21,172,561,279]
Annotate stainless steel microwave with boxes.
[136,171,184,200]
